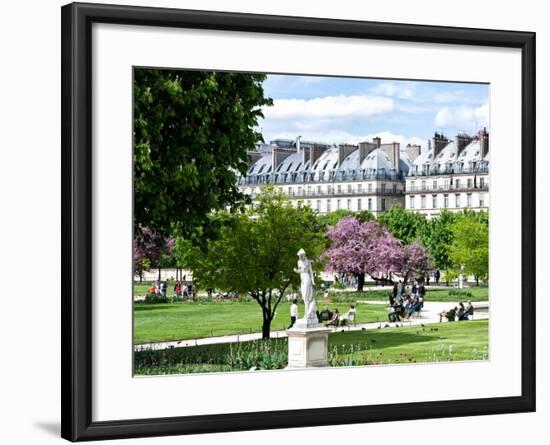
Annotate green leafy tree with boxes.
[134,69,273,241]
[377,204,427,245]
[186,189,327,339]
[448,211,489,284]
[316,208,373,232]
[420,209,456,271]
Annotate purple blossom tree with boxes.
[324,217,430,290]
[133,227,175,282]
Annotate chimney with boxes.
[309,144,329,166]
[456,133,473,156]
[406,144,421,162]
[381,142,401,171]
[480,127,489,158]
[432,132,449,160]
[338,143,357,166]
[358,141,377,163]
[372,136,381,147]
[271,147,294,172]
[247,151,263,167]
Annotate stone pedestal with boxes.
[286,321,331,369]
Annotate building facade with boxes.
[405,129,489,218]
[238,130,489,218]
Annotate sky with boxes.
[258,74,489,151]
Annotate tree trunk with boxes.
[356,273,365,292]
[261,316,271,340]
[158,266,161,281]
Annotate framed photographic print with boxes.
[61,2,536,441]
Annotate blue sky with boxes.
[259,74,489,150]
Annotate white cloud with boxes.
[260,128,426,150]
[369,82,415,100]
[262,95,393,121]
[434,104,489,130]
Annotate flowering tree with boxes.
[401,241,431,284]
[133,227,175,282]
[325,217,430,290]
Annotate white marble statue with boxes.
[294,248,318,323]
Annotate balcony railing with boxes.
[238,170,404,186]
[406,183,489,193]
[408,166,489,177]
[247,188,404,199]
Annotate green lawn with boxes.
[133,300,388,344]
[324,286,488,303]
[134,281,488,302]
[134,319,488,375]
[328,319,489,364]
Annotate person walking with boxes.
[288,299,298,329]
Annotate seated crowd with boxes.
[438,301,474,322]
[317,304,357,327]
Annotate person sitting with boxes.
[323,290,330,301]
[340,305,356,326]
[439,307,457,322]
[318,306,332,322]
[457,302,469,321]
[325,308,340,327]
[406,297,423,319]
[388,301,404,322]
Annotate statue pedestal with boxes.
[286,322,331,369]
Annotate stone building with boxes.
[405,129,489,218]
[238,136,413,215]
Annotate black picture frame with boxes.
[61,2,536,441]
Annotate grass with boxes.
[133,299,388,344]
[134,319,488,375]
[134,281,489,302]
[324,286,488,303]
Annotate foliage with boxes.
[420,209,456,271]
[316,208,374,231]
[377,204,427,245]
[324,217,430,288]
[183,188,327,338]
[448,211,489,282]
[133,227,174,279]
[133,69,272,241]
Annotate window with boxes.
[392,184,397,194]
[288,187,293,196]
[337,185,342,194]
[432,180,437,190]
[455,194,461,208]
[357,198,362,210]
[467,178,472,189]
[381,183,386,193]
[357,183,363,193]
[467,193,472,207]
[317,185,321,195]
[337,199,341,210]
[328,185,333,195]
[479,194,485,207]
[444,179,449,189]
[410,196,415,209]
[316,200,321,212]
[421,195,426,208]
[444,194,449,208]
[347,199,352,210]
[432,195,437,208]
[368,183,373,193]
[421,180,426,191]
[347,184,352,194]
[368,198,372,210]
[298,186,302,196]
[307,186,312,195]
[307,200,312,207]
[410,180,415,191]
[381,198,387,211]
[480,177,485,188]
[455,179,461,189]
